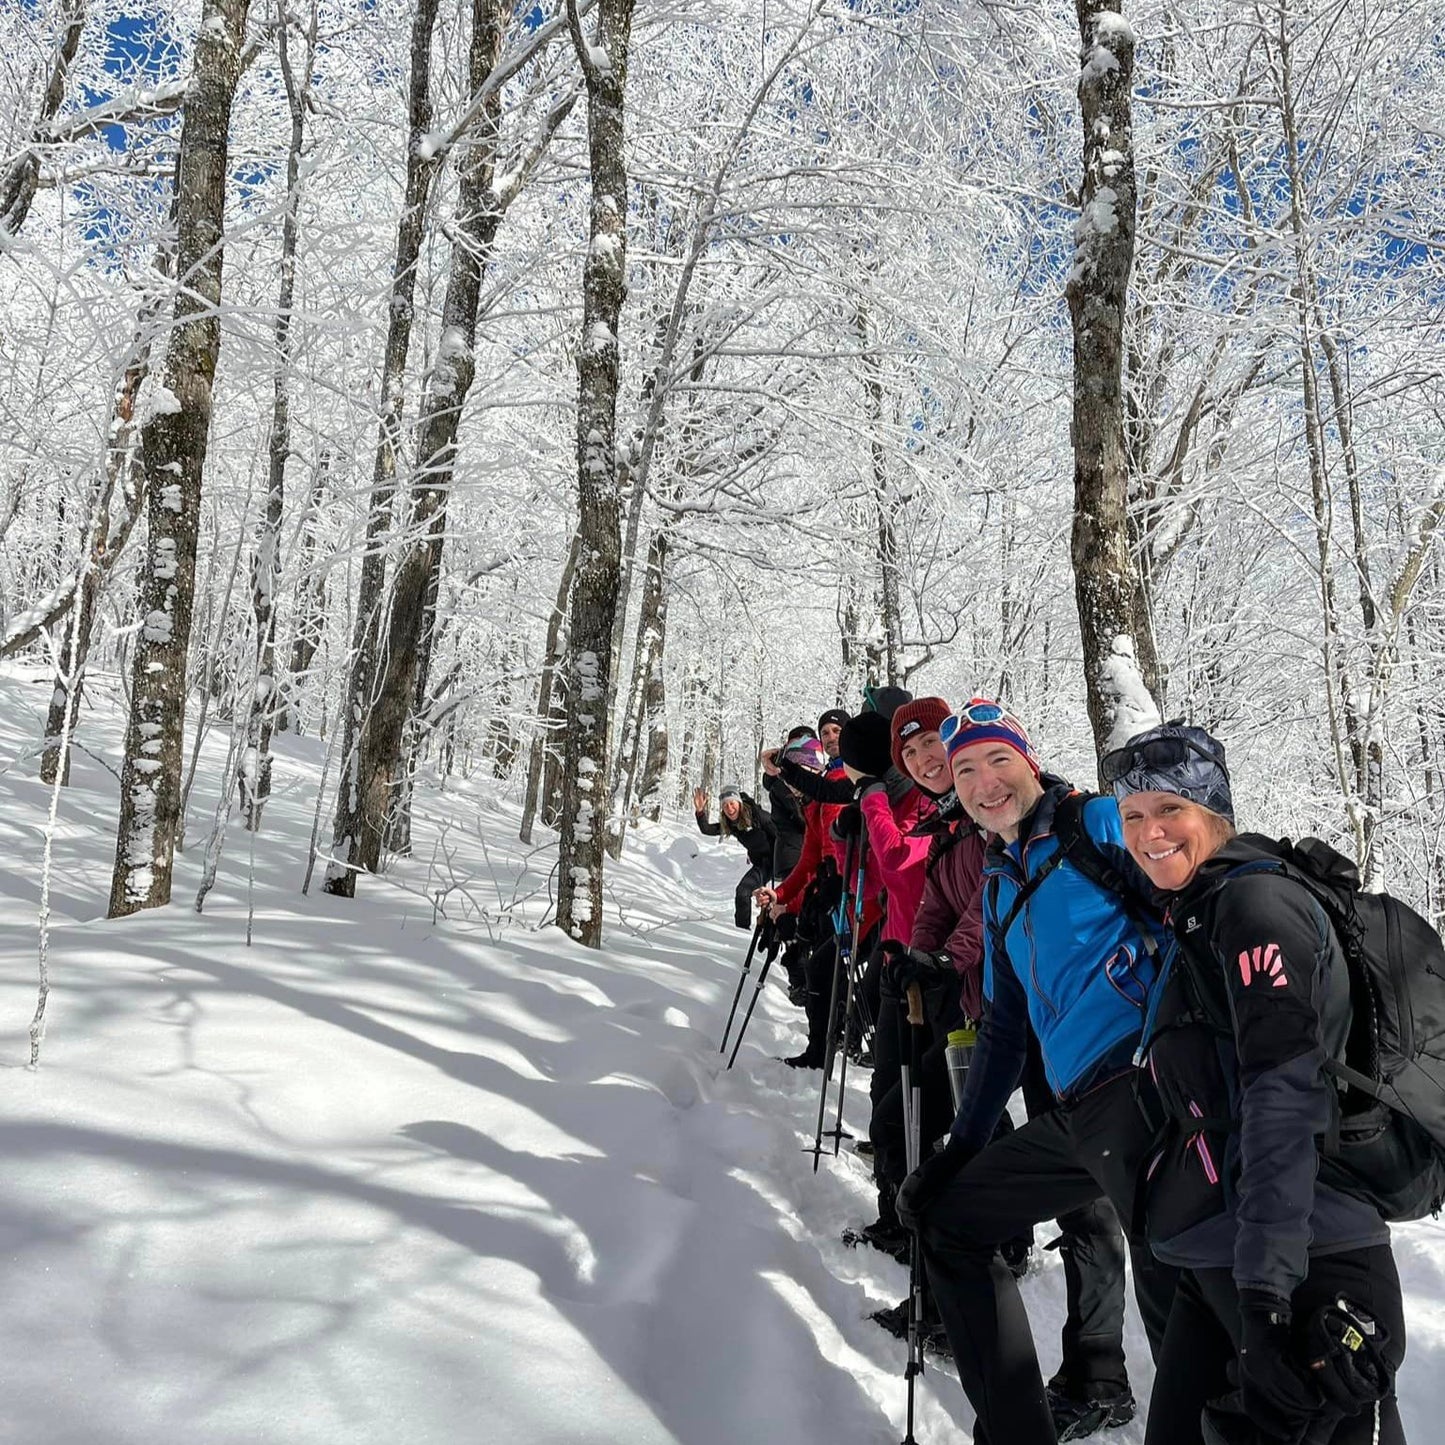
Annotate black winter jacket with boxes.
[1141,835,1389,1300]
[762,772,806,878]
[695,794,777,873]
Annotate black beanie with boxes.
[817,707,850,733]
[862,685,912,720]
[839,711,894,778]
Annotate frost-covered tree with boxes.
[109,0,255,917]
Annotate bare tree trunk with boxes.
[605,522,667,855]
[635,581,670,822]
[852,298,902,687]
[242,0,316,831]
[324,0,442,897]
[1064,1,1160,763]
[0,0,86,243]
[277,452,330,734]
[40,334,152,784]
[353,13,575,870]
[108,0,253,917]
[347,0,508,876]
[555,0,635,946]
[520,531,580,843]
[675,660,701,809]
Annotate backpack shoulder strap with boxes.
[1053,791,1163,959]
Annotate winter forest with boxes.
[2,0,1444,1441]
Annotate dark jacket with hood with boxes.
[695,794,776,873]
[762,770,807,878]
[909,795,988,1019]
[1141,835,1389,1299]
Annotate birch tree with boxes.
[1065,0,1160,761]
[239,0,317,831]
[324,0,443,897]
[106,0,254,916]
[556,0,634,945]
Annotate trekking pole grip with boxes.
[906,983,924,1027]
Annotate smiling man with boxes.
[895,698,1179,1443]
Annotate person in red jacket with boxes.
[756,725,852,1068]
[836,705,941,1260]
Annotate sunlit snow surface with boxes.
[0,665,1440,1445]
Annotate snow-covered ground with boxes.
[0,665,1441,1445]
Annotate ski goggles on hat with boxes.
[1101,725,1233,820]
[938,701,1007,745]
[1099,730,1224,786]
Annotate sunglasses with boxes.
[1099,732,1224,786]
[939,701,1007,745]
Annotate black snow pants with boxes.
[734,862,768,929]
[875,1011,1130,1396]
[869,967,955,1219]
[798,934,838,1066]
[1145,1244,1406,1445]
[920,1072,1178,1445]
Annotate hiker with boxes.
[763,732,823,881]
[896,699,1174,1442]
[694,784,776,929]
[1110,722,1407,1445]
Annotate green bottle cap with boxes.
[947,1027,977,1048]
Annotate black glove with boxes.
[1304,1298,1392,1416]
[880,940,951,995]
[772,911,797,943]
[832,805,863,840]
[895,1135,972,1230]
[1237,1290,1322,1443]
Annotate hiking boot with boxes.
[870,1298,951,1358]
[869,1298,910,1338]
[787,981,808,1006]
[843,1218,911,1263]
[1047,1387,1137,1441]
[782,1051,822,1070]
[861,1218,911,1261]
[852,1139,876,1159]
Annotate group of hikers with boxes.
[693,689,1427,1445]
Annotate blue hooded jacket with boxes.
[949,781,1160,1153]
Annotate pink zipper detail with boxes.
[1187,1101,1220,1185]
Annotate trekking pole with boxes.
[901,981,926,1445]
[719,915,766,1055]
[807,841,858,1171]
[726,922,784,1069]
[825,835,870,1157]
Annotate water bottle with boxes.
[945,1023,977,1112]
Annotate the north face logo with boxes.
[1238,943,1288,988]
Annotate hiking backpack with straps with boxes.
[1209,836,1445,1221]
[1040,796,1445,1220]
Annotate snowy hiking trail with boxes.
[0,669,1441,1445]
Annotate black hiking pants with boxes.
[734,862,768,929]
[799,935,838,1066]
[1145,1244,1406,1445]
[870,969,955,1207]
[921,1072,1177,1445]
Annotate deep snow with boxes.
[0,665,1441,1445]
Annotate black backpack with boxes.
[1211,836,1445,1221]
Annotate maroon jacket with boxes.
[909,818,988,1019]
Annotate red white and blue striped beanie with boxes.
[943,698,1041,777]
